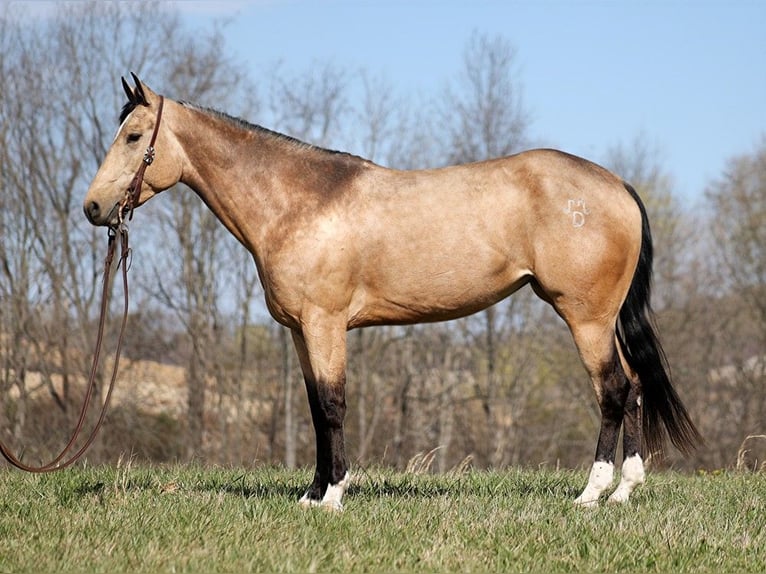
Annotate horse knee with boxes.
[317,380,346,428]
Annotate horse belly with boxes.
[352,238,531,327]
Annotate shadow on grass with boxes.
[349,467,582,501]
[52,466,584,504]
[188,469,583,502]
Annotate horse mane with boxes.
[117,96,370,165]
[179,101,368,163]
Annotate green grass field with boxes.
[0,464,763,573]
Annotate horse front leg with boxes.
[291,321,350,511]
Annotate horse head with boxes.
[83,74,182,226]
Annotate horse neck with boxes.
[173,103,369,255]
[172,104,298,251]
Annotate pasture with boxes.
[0,464,763,573]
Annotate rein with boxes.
[0,96,164,472]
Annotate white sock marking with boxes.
[298,491,320,508]
[321,471,350,512]
[574,461,614,507]
[608,454,645,503]
[298,472,350,512]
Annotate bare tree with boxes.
[701,137,766,465]
[0,5,111,454]
[151,192,226,459]
[267,61,350,148]
[0,1,254,462]
[439,31,531,165]
[707,136,766,332]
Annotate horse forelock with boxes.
[119,101,137,125]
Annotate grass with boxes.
[0,463,763,573]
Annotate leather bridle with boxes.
[121,95,164,222]
[0,96,164,472]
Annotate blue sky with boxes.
[174,0,764,202]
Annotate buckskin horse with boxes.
[83,75,700,509]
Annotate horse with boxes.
[83,75,700,509]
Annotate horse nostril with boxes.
[85,200,100,223]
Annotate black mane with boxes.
[180,101,368,162]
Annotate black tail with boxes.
[616,183,702,460]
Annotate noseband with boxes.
[121,95,164,222]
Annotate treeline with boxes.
[0,2,763,473]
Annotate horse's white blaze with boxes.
[112,115,131,144]
[608,454,645,503]
[574,461,614,507]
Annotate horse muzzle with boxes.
[84,199,120,226]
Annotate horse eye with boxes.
[126,133,142,143]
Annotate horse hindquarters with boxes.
[572,183,701,505]
[527,178,647,505]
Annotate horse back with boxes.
[343,149,643,327]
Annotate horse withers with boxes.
[84,75,700,509]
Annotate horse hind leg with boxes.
[607,354,645,503]
[568,321,643,507]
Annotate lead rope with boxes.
[0,225,131,472]
[0,93,163,473]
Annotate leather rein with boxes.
[0,96,164,472]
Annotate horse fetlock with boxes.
[321,471,350,508]
[298,471,350,512]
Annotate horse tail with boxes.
[616,182,702,460]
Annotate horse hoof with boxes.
[297,498,343,512]
[607,490,630,504]
[573,496,599,508]
[298,494,320,509]
[320,500,344,513]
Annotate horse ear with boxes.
[130,72,149,107]
[121,76,135,103]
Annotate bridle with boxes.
[122,95,164,223]
[0,95,164,472]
